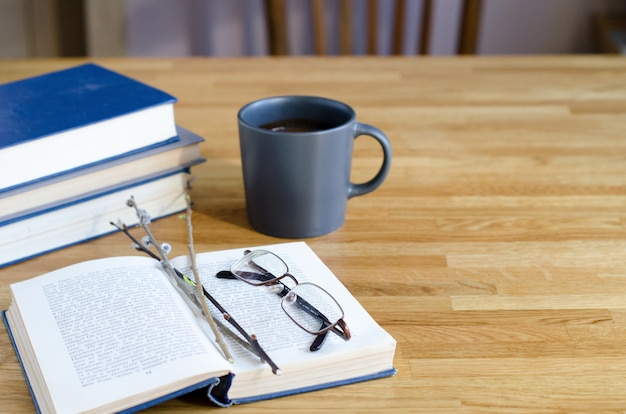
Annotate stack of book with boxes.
[0,63,206,268]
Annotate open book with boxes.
[3,242,396,413]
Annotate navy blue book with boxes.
[0,168,193,268]
[0,125,205,221]
[2,242,396,412]
[0,63,178,192]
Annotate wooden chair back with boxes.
[265,0,482,55]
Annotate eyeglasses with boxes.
[219,249,351,350]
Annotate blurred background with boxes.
[2,0,626,58]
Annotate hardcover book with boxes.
[3,242,396,413]
[0,125,204,220]
[0,170,191,268]
[0,63,178,192]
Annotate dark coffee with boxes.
[260,118,335,133]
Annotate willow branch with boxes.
[184,194,234,363]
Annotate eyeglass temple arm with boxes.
[310,321,350,350]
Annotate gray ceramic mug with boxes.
[237,95,392,238]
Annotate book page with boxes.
[9,256,230,414]
[171,242,396,399]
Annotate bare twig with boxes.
[184,194,234,363]
[111,196,281,374]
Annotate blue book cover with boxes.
[0,63,179,191]
[0,63,176,149]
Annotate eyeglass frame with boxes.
[222,249,351,347]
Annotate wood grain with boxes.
[2,56,626,413]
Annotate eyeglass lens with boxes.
[282,283,344,334]
[231,250,287,285]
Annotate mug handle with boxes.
[348,122,392,199]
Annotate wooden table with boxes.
[2,56,626,413]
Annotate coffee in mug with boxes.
[260,118,336,133]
